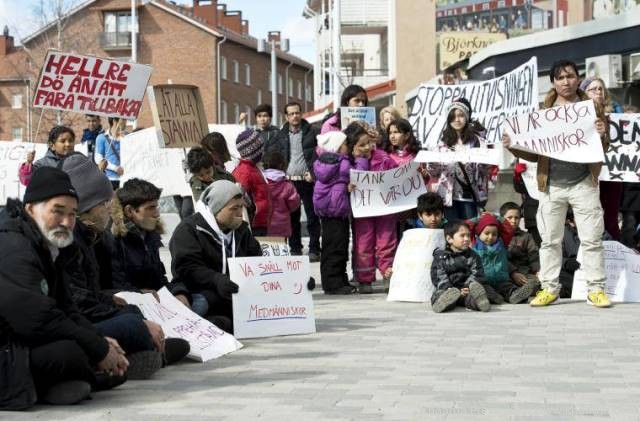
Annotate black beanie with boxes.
[23,167,78,204]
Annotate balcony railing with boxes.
[99,31,137,49]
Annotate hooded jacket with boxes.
[508,228,540,275]
[312,152,355,218]
[264,169,300,237]
[0,199,108,364]
[232,160,271,229]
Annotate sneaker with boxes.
[324,285,355,295]
[431,287,461,313]
[42,381,91,405]
[163,338,190,366]
[469,281,491,312]
[358,283,373,294]
[126,350,163,380]
[484,284,505,304]
[587,290,612,308]
[308,252,320,263]
[508,281,536,304]
[530,289,558,307]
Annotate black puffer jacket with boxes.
[0,199,108,364]
[266,119,318,174]
[431,246,486,292]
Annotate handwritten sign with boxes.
[116,288,243,362]
[0,142,48,205]
[340,107,376,129]
[387,229,446,302]
[415,147,499,165]
[32,50,152,119]
[120,128,192,197]
[600,113,640,182]
[572,241,640,303]
[504,100,605,163]
[350,161,427,218]
[229,256,316,339]
[438,32,506,70]
[408,57,537,147]
[255,237,291,257]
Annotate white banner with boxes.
[229,256,316,339]
[407,57,538,148]
[504,100,605,163]
[387,229,446,303]
[572,241,640,303]
[522,162,539,200]
[340,107,377,129]
[120,128,192,197]
[116,288,243,362]
[415,147,500,165]
[0,142,48,205]
[600,113,640,182]
[350,161,427,218]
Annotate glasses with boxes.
[587,86,604,92]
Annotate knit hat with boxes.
[447,97,472,121]
[475,213,500,236]
[236,128,264,163]
[59,153,114,213]
[24,167,78,204]
[200,180,243,216]
[317,131,347,154]
[579,77,595,92]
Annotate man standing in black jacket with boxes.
[0,168,127,405]
[266,101,321,261]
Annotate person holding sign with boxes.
[95,117,126,190]
[502,60,611,308]
[18,126,76,186]
[321,84,368,134]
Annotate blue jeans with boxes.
[444,200,478,221]
[94,310,153,354]
[191,293,209,316]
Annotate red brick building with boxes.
[0,0,313,142]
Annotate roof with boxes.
[0,46,29,82]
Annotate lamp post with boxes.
[257,35,289,127]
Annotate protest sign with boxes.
[33,50,152,119]
[147,85,209,148]
[600,113,640,182]
[229,256,316,339]
[415,147,500,165]
[340,107,376,129]
[572,241,640,303]
[256,237,291,257]
[120,128,191,197]
[521,162,539,200]
[407,57,537,148]
[387,229,445,303]
[116,288,243,362]
[350,161,427,218]
[438,32,506,70]
[0,142,48,205]
[504,100,605,163]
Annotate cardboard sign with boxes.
[350,161,427,218]
[120,128,192,197]
[439,32,506,70]
[387,229,446,302]
[32,50,152,119]
[255,237,291,257]
[408,57,538,147]
[415,147,500,165]
[148,85,209,148]
[521,162,539,200]
[0,142,48,205]
[340,107,376,129]
[116,288,243,362]
[600,113,640,182]
[229,256,316,339]
[504,100,605,163]
[572,241,640,303]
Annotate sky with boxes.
[0,0,316,63]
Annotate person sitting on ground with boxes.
[187,147,216,203]
[500,202,541,296]
[262,150,301,238]
[0,167,128,406]
[169,180,263,333]
[19,125,76,186]
[409,192,448,229]
[430,221,491,313]
[469,213,536,305]
[110,178,198,313]
[59,155,189,379]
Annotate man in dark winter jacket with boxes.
[170,180,262,333]
[267,102,321,260]
[0,167,128,405]
[254,103,280,145]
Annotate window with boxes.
[104,11,132,33]
[278,74,283,95]
[306,83,312,102]
[288,77,293,98]
[11,94,22,109]
[297,81,302,99]
[268,71,272,92]
[221,100,228,123]
[11,127,22,141]
[234,103,240,123]
[221,56,227,80]
[245,64,251,86]
[233,60,239,83]
[245,106,252,125]
[257,89,262,105]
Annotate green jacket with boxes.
[473,240,510,287]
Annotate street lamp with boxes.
[257,35,289,127]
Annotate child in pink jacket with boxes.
[262,150,301,238]
[346,122,399,294]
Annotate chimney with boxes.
[241,19,249,35]
[192,0,218,28]
[220,10,243,34]
[268,31,281,45]
[0,26,14,57]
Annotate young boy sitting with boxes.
[430,221,491,313]
[499,202,541,296]
[470,213,535,304]
[187,147,215,203]
[412,192,447,229]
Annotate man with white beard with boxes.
[0,167,128,407]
